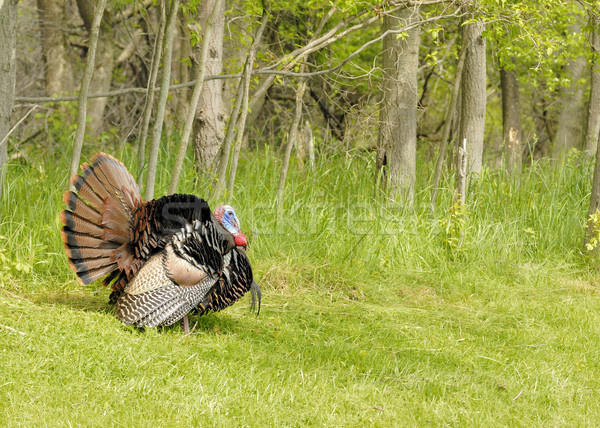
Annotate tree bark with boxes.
[0,0,18,201]
[458,19,486,176]
[169,0,222,195]
[68,0,108,190]
[585,14,600,157]
[192,0,226,175]
[76,0,115,135]
[500,64,522,174]
[553,19,587,158]
[37,0,74,96]
[376,5,421,204]
[144,0,179,200]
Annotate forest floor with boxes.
[2,148,600,426]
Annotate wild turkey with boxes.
[59,152,260,333]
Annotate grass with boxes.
[1,144,600,426]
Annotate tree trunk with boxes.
[0,0,18,201]
[500,64,522,174]
[87,26,114,134]
[212,76,243,196]
[169,0,222,195]
[553,21,587,158]
[68,0,108,190]
[530,87,553,160]
[137,0,166,181]
[192,0,225,175]
[246,74,274,130]
[585,90,600,250]
[225,12,269,198]
[277,76,307,210]
[456,138,468,206]
[175,17,192,121]
[37,0,74,96]
[459,19,486,176]
[430,46,466,214]
[304,120,315,170]
[585,15,600,157]
[376,5,421,204]
[76,0,115,135]
[144,0,179,200]
[455,137,468,245]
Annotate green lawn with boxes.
[3,267,600,426]
[2,148,600,426]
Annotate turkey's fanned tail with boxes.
[60,152,142,286]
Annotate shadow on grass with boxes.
[30,289,111,313]
[27,289,249,336]
[116,314,246,336]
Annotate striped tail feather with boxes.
[60,153,142,286]
[116,277,216,328]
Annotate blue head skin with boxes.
[214,205,247,247]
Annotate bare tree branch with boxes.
[0,106,38,150]
[15,4,462,106]
[116,28,145,64]
[114,0,154,24]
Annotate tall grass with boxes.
[1,144,599,425]
[0,144,593,294]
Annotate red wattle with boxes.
[234,233,247,247]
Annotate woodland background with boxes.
[2,0,600,425]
